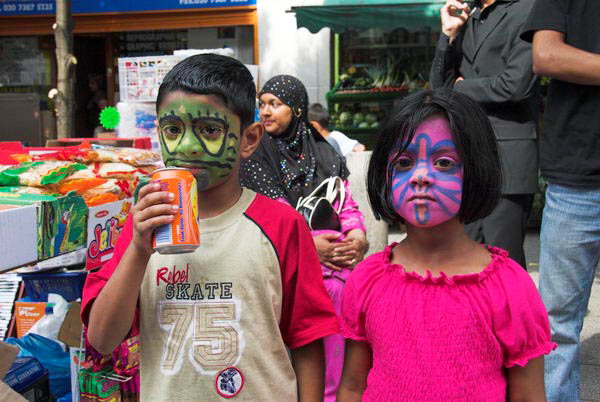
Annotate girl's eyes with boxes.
[434,158,456,170]
[393,156,457,171]
[394,157,414,171]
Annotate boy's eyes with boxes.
[193,121,225,140]
[161,124,184,140]
[197,125,224,140]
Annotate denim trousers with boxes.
[539,182,600,402]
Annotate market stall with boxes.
[292,0,444,148]
[0,139,158,401]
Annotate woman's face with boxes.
[389,116,463,227]
[259,93,293,136]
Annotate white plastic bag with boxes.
[27,293,70,342]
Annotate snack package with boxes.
[69,162,151,180]
[0,186,60,195]
[0,161,86,187]
[58,178,108,195]
[11,147,92,164]
[83,193,120,207]
[92,146,161,167]
[94,162,142,179]
[80,178,129,206]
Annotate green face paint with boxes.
[157,98,241,190]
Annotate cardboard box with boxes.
[0,192,88,260]
[14,299,47,338]
[0,341,25,402]
[0,342,19,378]
[0,381,27,402]
[0,205,37,271]
[58,302,82,348]
[86,198,132,270]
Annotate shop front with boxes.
[0,0,258,142]
[291,0,443,148]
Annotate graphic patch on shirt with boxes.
[215,367,244,398]
[156,264,245,376]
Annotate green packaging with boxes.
[0,192,88,259]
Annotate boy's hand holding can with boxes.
[131,182,177,256]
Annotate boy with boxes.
[307,103,365,156]
[82,54,338,401]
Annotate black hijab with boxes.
[240,75,349,207]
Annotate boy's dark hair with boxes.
[156,53,256,130]
[308,103,329,128]
[368,88,501,225]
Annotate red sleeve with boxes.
[245,195,339,349]
[81,214,139,337]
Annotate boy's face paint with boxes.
[390,116,463,227]
[158,95,241,190]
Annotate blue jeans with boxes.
[539,182,600,402]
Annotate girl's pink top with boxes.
[341,243,556,401]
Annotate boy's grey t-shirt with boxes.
[136,189,338,400]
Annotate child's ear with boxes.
[239,122,264,159]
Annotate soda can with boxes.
[151,167,200,254]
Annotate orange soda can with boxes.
[151,167,200,254]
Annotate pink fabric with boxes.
[276,179,366,401]
[341,243,557,401]
[312,180,365,401]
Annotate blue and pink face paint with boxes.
[390,116,463,227]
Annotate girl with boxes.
[240,75,367,401]
[337,89,555,401]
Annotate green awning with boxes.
[292,0,445,33]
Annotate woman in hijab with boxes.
[241,75,367,401]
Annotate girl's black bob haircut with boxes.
[156,53,256,130]
[368,88,502,225]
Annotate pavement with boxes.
[388,228,600,401]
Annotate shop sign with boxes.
[0,0,256,16]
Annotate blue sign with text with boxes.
[0,0,256,16]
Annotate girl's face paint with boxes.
[157,93,241,190]
[390,116,463,227]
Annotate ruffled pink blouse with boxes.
[341,243,556,401]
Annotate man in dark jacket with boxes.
[430,0,538,268]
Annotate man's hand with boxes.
[352,143,366,152]
[455,76,464,84]
[441,0,470,42]
[131,182,178,256]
